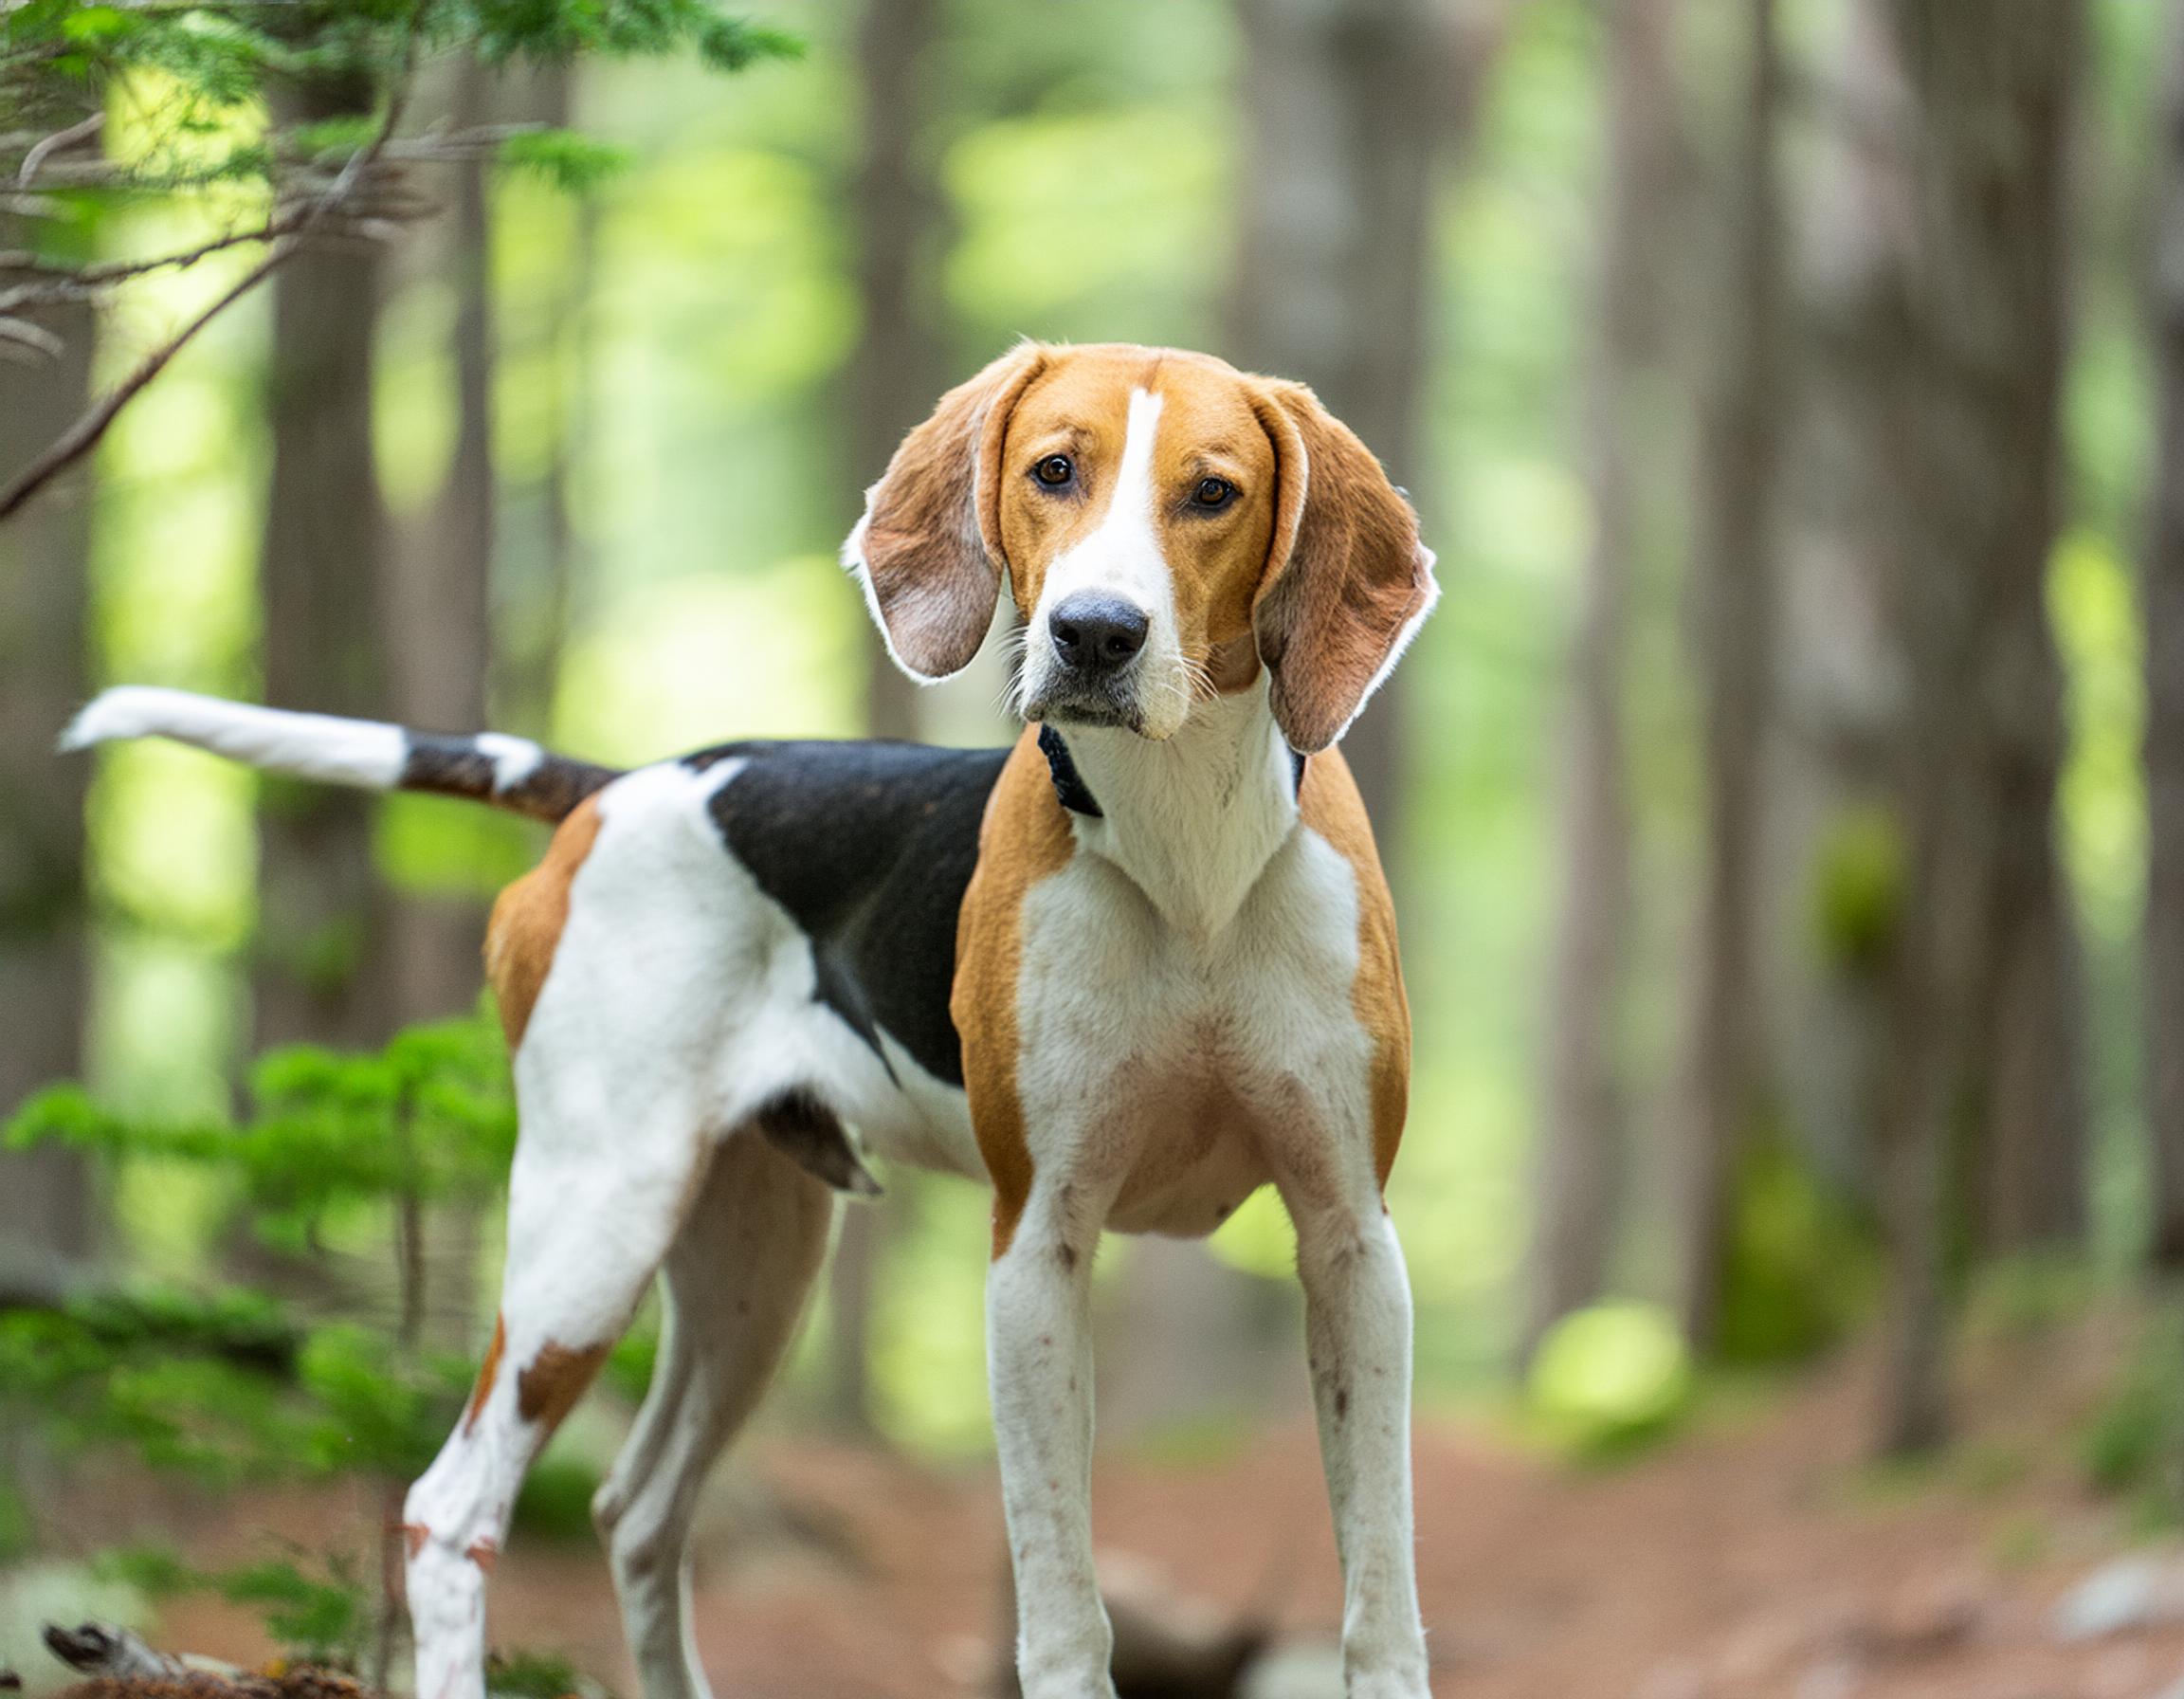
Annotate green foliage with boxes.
[1716,1136,1877,1366]
[486,1647,585,1699]
[2081,1300,2184,1527]
[513,1452,603,1540]
[8,1013,517,1232]
[601,1306,659,1404]
[1,1014,517,1655]
[96,1546,370,1669]
[1811,802,1905,980]
[1,0,799,230]
[1526,1302,1692,1461]
[0,1014,509,1480]
[500,128,633,193]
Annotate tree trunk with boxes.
[1979,722,2085,1251]
[1228,0,1481,847]
[254,73,396,1051]
[846,0,945,748]
[1839,0,2080,1453]
[0,285,95,1288]
[1525,0,1684,1361]
[2145,9,2184,1271]
[823,0,955,1433]
[1674,0,1785,1354]
[494,62,586,743]
[386,54,496,1025]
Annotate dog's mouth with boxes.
[1024,690,1144,736]
[1017,661,1153,738]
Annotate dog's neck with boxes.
[1044,680,1301,941]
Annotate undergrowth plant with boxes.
[0,1012,561,1689]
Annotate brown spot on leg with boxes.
[464,1313,505,1435]
[485,795,606,1050]
[404,1524,428,1562]
[465,1538,498,1574]
[517,1340,611,1434]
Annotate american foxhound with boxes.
[64,341,1440,1698]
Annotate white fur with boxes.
[475,731,545,794]
[1019,388,1197,740]
[403,758,983,1699]
[1057,679,1300,941]
[991,684,1427,1697]
[61,685,406,788]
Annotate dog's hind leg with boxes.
[592,1130,835,1699]
[402,1071,707,1699]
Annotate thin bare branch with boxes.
[16,110,102,185]
[0,0,433,522]
[0,315,64,356]
[0,241,291,519]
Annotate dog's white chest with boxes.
[1009,818,1371,1236]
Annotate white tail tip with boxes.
[59,685,191,752]
[55,685,407,790]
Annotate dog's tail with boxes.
[61,686,622,825]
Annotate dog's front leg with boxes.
[1288,1189,1430,1698]
[988,1182,1115,1699]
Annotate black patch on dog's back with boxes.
[689,740,1009,1087]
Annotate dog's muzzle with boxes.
[1024,591,1152,732]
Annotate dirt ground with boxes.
[118,1315,2184,1698]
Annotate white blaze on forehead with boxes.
[1111,386,1165,532]
[1020,383,1197,738]
[1037,386,1173,617]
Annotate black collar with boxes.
[1039,724,1102,816]
[1037,724,1308,819]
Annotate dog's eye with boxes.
[1192,477,1235,510]
[1033,455,1074,488]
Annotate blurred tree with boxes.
[823,0,955,1433]
[1228,0,1498,843]
[1812,0,2082,1452]
[1673,0,1784,1354]
[494,63,588,742]
[0,228,95,1293]
[387,54,497,1026]
[2147,6,2184,1271]
[845,0,946,746]
[254,71,400,1053]
[1525,0,1687,1361]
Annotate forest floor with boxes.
[71,1305,2184,1699]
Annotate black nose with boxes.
[1049,593,1149,674]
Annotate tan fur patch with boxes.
[484,795,605,1050]
[465,1538,498,1574]
[403,1523,428,1561]
[463,1313,505,1435]
[952,728,1078,1257]
[516,1340,610,1434]
[1299,752,1411,1186]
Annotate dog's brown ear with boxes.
[1249,380,1439,754]
[846,343,1047,682]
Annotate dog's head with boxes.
[843,341,1438,753]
